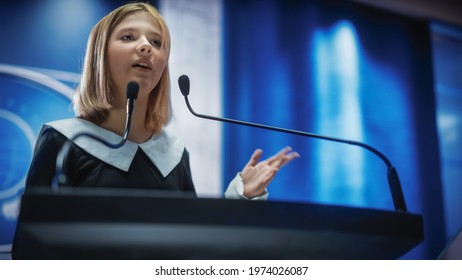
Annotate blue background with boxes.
[222,0,457,259]
[1,0,462,260]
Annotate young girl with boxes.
[25,2,298,199]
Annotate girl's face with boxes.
[107,11,167,105]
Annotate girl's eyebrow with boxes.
[116,27,161,37]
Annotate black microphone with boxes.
[178,74,407,212]
[53,81,139,188]
[122,81,139,141]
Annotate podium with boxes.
[13,187,423,259]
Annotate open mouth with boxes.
[133,62,152,70]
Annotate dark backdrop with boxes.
[223,0,445,259]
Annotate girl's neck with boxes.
[100,101,153,144]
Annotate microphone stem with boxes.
[53,101,134,189]
[122,98,134,142]
[184,95,407,212]
[185,96,391,165]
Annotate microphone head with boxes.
[178,75,190,96]
[126,81,139,99]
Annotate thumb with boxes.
[244,149,262,169]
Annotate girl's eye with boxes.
[121,34,133,41]
[150,40,162,48]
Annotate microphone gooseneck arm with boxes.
[52,81,139,189]
[178,75,407,212]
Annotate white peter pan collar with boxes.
[46,118,185,177]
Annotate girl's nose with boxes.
[137,42,152,56]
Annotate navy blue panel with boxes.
[223,0,445,259]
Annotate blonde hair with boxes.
[74,2,172,134]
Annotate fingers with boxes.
[263,166,279,182]
[245,146,299,171]
[266,146,300,169]
[241,147,299,198]
[244,149,263,169]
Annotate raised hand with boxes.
[241,146,299,198]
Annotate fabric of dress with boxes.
[25,118,268,200]
[25,118,196,195]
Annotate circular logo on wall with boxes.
[0,64,76,252]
